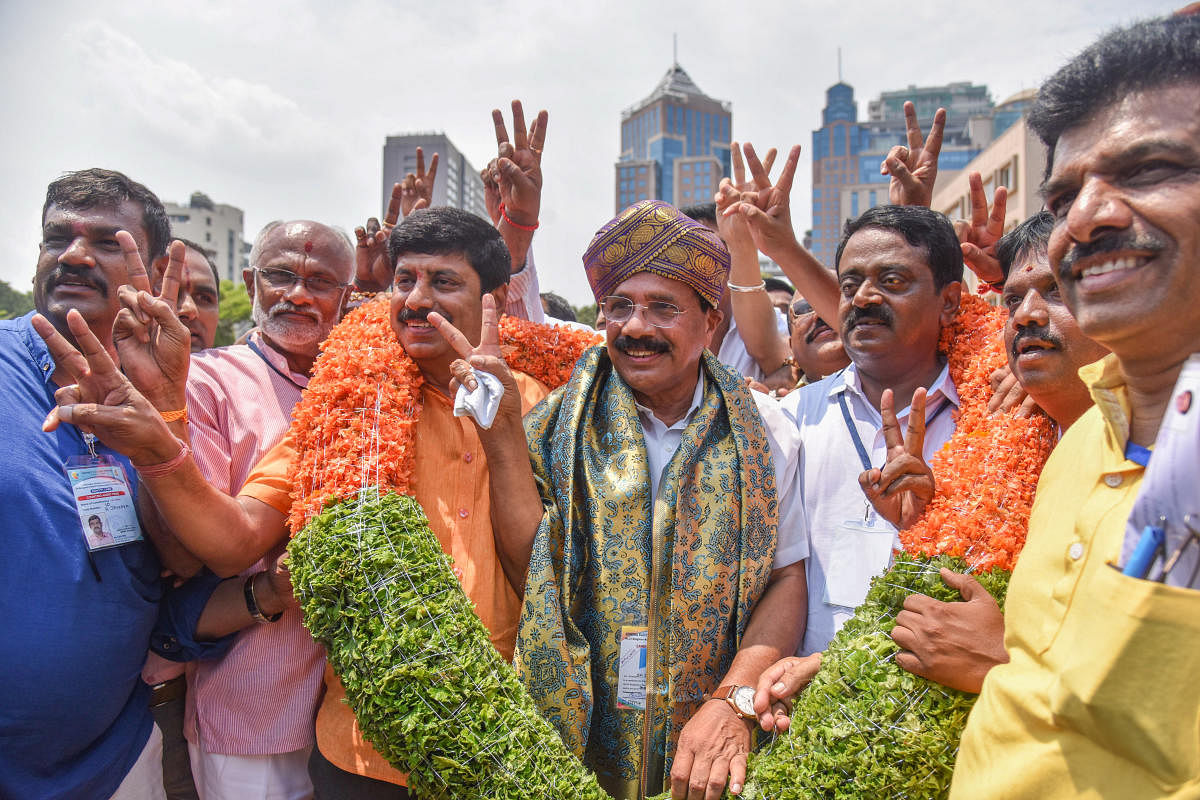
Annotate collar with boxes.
[248,331,310,389]
[634,369,706,430]
[1079,353,1143,471]
[830,360,959,417]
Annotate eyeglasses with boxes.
[600,296,687,328]
[254,267,348,296]
[790,299,814,318]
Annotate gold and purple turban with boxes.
[583,200,730,307]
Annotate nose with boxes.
[177,291,198,321]
[1013,289,1050,330]
[851,279,881,308]
[59,236,96,267]
[1065,175,1133,245]
[282,277,316,306]
[404,276,434,311]
[618,304,654,336]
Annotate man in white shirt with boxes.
[779,204,964,656]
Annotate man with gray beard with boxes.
[161,220,354,799]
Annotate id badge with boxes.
[65,444,143,552]
[616,625,648,711]
[822,520,895,609]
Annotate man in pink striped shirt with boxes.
[175,219,355,800]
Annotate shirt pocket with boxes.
[1047,562,1200,788]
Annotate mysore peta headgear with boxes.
[582,200,730,307]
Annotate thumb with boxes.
[940,567,984,601]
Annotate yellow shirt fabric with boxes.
[951,355,1200,799]
[241,374,549,786]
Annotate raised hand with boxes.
[32,309,181,466]
[730,140,776,194]
[726,143,803,264]
[400,146,438,217]
[480,159,502,224]
[426,295,523,426]
[890,567,1008,693]
[882,101,946,207]
[859,388,935,529]
[113,236,192,410]
[355,148,440,292]
[491,99,548,228]
[953,171,1008,286]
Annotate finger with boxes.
[728,753,747,796]
[894,650,926,678]
[63,310,120,380]
[924,107,946,161]
[880,471,935,501]
[1018,393,1041,419]
[743,142,771,191]
[731,142,746,188]
[529,109,548,154]
[903,101,924,153]
[760,147,778,179]
[117,230,151,294]
[880,145,909,176]
[366,216,381,236]
[776,145,801,196]
[962,243,1005,285]
[426,151,440,184]
[905,387,927,456]
[354,226,368,246]
[890,621,919,652]
[158,241,185,312]
[670,748,695,800]
[137,290,189,342]
[511,99,528,151]
[688,752,715,800]
[54,383,84,407]
[415,147,425,179]
[880,388,903,450]
[900,592,935,614]
[450,358,478,392]
[491,108,510,148]
[703,754,731,800]
[385,182,403,224]
[939,567,983,601]
[968,172,988,228]
[886,157,921,197]
[425,311,476,360]
[479,293,500,349]
[30,312,90,384]
[989,186,1008,236]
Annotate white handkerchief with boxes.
[453,371,505,430]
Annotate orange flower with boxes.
[897,294,1058,570]
[285,299,602,534]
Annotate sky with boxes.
[0,0,1178,306]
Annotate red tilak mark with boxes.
[1024,265,1034,272]
[304,241,314,253]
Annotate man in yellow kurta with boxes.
[950,11,1200,798]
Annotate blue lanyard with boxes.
[1124,441,1152,467]
[837,390,951,471]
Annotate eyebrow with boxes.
[43,221,122,236]
[1041,138,1200,197]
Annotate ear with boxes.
[242,267,256,303]
[488,283,509,314]
[702,305,723,348]
[938,281,963,328]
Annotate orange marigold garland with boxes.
[898,293,1059,569]
[285,297,602,533]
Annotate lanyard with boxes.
[247,339,306,392]
[1124,441,1152,467]
[837,390,951,471]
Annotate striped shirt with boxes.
[182,332,325,755]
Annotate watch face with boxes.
[732,686,756,717]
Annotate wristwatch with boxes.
[244,572,283,624]
[710,684,756,720]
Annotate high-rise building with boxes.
[810,80,995,266]
[164,193,245,281]
[382,132,488,221]
[615,63,731,213]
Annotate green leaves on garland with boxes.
[736,555,1010,800]
[288,490,610,800]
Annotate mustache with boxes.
[804,317,834,344]
[266,301,318,321]
[396,308,444,325]
[843,305,893,332]
[614,335,669,355]
[1058,230,1167,277]
[1011,325,1063,359]
[47,265,107,296]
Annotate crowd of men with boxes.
[0,9,1196,800]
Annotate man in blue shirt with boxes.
[0,169,235,800]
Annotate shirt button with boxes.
[1068,542,1084,561]
[463,452,473,463]
[1104,474,1123,488]
[458,508,469,519]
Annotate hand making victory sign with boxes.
[491,99,548,229]
[355,147,439,291]
[953,171,1008,286]
[859,387,936,530]
[882,101,946,208]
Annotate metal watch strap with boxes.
[243,573,282,624]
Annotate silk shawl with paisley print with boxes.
[514,345,777,800]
